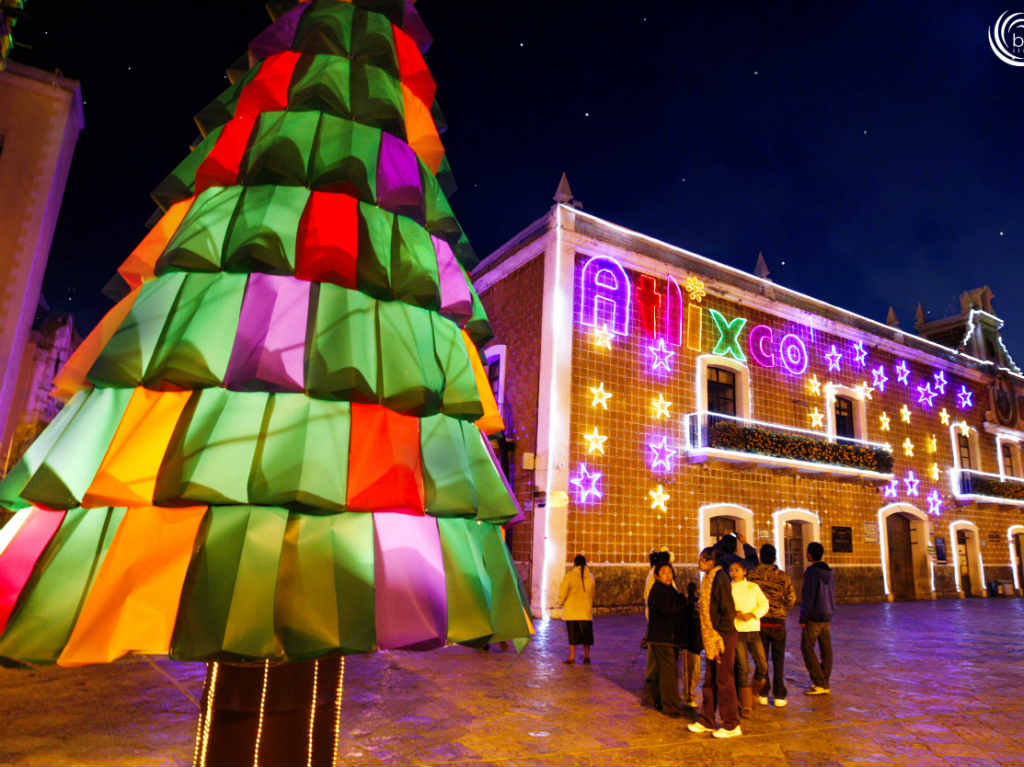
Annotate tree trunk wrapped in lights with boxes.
[0,1,532,763]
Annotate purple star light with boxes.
[648,436,677,472]
[932,370,948,394]
[883,478,899,499]
[956,385,973,409]
[916,382,937,408]
[903,470,920,496]
[871,365,888,392]
[852,340,868,366]
[824,345,842,372]
[895,360,911,385]
[926,489,942,516]
[570,463,603,503]
[647,337,676,372]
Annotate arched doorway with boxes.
[1010,525,1024,596]
[878,503,934,601]
[698,503,754,553]
[773,509,821,596]
[949,520,985,598]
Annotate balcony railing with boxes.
[683,411,894,479]
[950,468,1024,506]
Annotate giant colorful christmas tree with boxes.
[0,0,532,762]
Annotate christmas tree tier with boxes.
[0,505,531,665]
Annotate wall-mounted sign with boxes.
[831,526,853,553]
[862,521,878,544]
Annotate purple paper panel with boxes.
[376,133,423,223]
[373,512,446,649]
[225,274,309,392]
[402,1,433,53]
[248,3,307,65]
[432,235,472,325]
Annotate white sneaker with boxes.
[756,696,769,705]
[712,726,742,739]
[687,721,714,734]
[774,698,788,707]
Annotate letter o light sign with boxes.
[747,324,808,375]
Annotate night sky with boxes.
[12,2,1024,358]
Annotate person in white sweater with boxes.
[557,554,596,664]
[729,561,769,717]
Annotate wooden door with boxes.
[1015,535,1024,591]
[886,514,914,600]
[784,521,804,597]
[957,530,973,596]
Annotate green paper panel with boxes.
[242,110,320,187]
[0,507,126,664]
[248,395,350,510]
[306,284,378,402]
[392,215,440,309]
[377,301,441,415]
[437,518,493,644]
[451,231,477,274]
[288,53,351,119]
[156,389,266,505]
[420,169,460,248]
[194,66,258,136]
[145,272,247,388]
[477,522,531,642]
[330,511,375,652]
[351,61,404,140]
[223,185,309,274]
[464,423,518,523]
[294,0,355,57]
[436,153,456,198]
[88,273,187,386]
[310,115,380,202]
[464,286,494,348]
[420,414,475,516]
[151,128,221,210]
[433,314,483,421]
[158,186,242,274]
[0,390,88,509]
[20,387,135,509]
[355,201,392,298]
[351,5,398,76]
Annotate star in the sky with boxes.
[958,420,971,438]
[939,408,951,425]
[591,324,614,349]
[932,370,948,394]
[928,462,940,481]
[883,478,899,498]
[903,470,920,496]
[648,436,677,472]
[902,438,915,457]
[895,360,911,385]
[652,393,672,419]
[809,407,825,429]
[926,489,942,516]
[856,382,874,401]
[917,382,938,408]
[647,337,676,372]
[649,484,670,512]
[570,463,603,503]
[879,412,891,431]
[852,340,868,366]
[900,405,912,423]
[926,434,937,454]
[807,374,822,396]
[590,382,612,409]
[871,365,888,392]
[824,345,842,372]
[956,385,973,409]
[583,426,607,455]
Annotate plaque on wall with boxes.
[988,531,1002,544]
[863,521,878,544]
[831,526,853,553]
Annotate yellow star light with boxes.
[879,412,891,431]
[591,324,614,349]
[652,393,672,419]
[926,434,937,454]
[684,276,706,303]
[649,484,670,511]
[900,405,911,423]
[929,462,940,481]
[810,407,825,429]
[939,408,950,425]
[856,382,874,400]
[902,438,915,457]
[583,426,607,455]
[807,374,822,396]
[590,382,612,410]
[958,420,970,437]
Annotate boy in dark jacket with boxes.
[800,541,835,695]
[749,543,796,706]
[643,563,685,716]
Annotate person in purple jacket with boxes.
[800,542,835,695]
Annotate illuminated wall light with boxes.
[647,337,676,372]
[780,334,809,375]
[824,344,842,372]
[648,436,677,471]
[649,484,670,511]
[664,276,683,347]
[871,365,888,392]
[903,470,920,496]
[856,382,874,400]
[895,360,911,385]
[591,324,614,349]
[917,382,938,408]
[684,275,706,302]
[686,304,704,352]
[883,478,899,498]
[852,340,868,366]
[634,273,663,338]
[807,374,822,396]
[578,255,631,335]
[879,412,891,431]
[939,408,951,425]
[809,407,825,429]
[748,324,775,367]
[589,382,612,409]
[652,393,672,419]
[926,434,937,454]
[929,462,940,481]
[957,420,970,437]
[708,308,747,361]
[933,370,948,394]
[902,438,915,457]
[570,463,602,503]
[583,426,607,455]
[956,385,973,409]
[900,405,912,423]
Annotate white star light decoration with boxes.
[895,360,911,385]
[570,463,603,503]
[807,374,822,396]
[900,405,912,423]
[648,337,676,372]
[809,407,825,428]
[917,382,937,408]
[856,382,874,400]
[939,408,951,425]
[879,412,891,431]
[958,421,970,438]
[883,478,899,498]
[591,324,614,349]
[932,370,947,394]
[649,484,670,511]
[852,340,868,366]
[871,365,888,392]
[824,345,843,372]
[956,385,973,409]
[902,438,915,457]
[648,436,677,471]
[652,393,672,419]
[926,489,942,516]
[583,426,607,455]
[903,470,920,496]
[589,382,612,409]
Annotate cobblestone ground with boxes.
[2,599,1024,766]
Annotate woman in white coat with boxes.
[557,554,596,664]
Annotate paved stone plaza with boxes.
[2,599,1024,766]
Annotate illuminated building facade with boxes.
[473,201,1024,615]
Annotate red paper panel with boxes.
[235,51,301,120]
[295,191,359,288]
[346,403,425,514]
[392,24,436,108]
[0,509,66,634]
[194,116,257,194]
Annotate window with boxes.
[706,367,736,416]
[482,345,506,410]
[935,536,947,564]
[1003,442,1017,478]
[834,396,855,439]
[710,516,736,538]
[957,433,973,470]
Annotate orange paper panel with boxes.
[400,83,443,174]
[57,505,207,666]
[346,403,425,513]
[118,196,195,290]
[463,332,504,435]
[82,388,192,508]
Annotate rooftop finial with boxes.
[754,251,771,280]
[553,172,577,206]
[886,306,900,327]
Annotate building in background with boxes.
[473,184,1024,615]
[0,61,84,456]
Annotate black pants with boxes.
[760,623,787,699]
[643,643,681,715]
[734,631,768,689]
[801,620,832,688]
[699,631,739,731]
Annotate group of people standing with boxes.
[556,535,835,740]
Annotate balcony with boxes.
[950,468,1024,507]
[683,411,894,480]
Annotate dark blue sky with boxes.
[18,2,1024,359]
